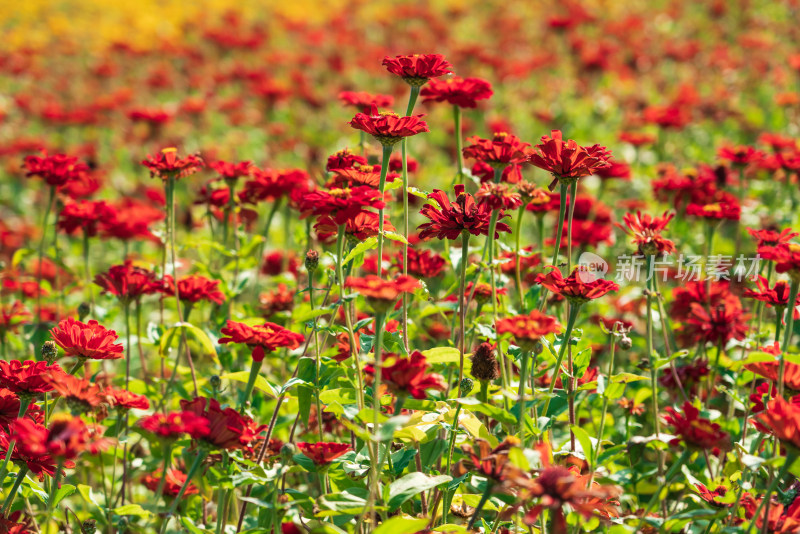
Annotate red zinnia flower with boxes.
[663,401,729,450]
[418,184,511,240]
[382,54,452,85]
[746,350,800,393]
[161,274,226,305]
[142,468,199,497]
[617,211,676,255]
[681,301,749,347]
[179,396,262,451]
[365,351,446,400]
[757,396,800,449]
[686,201,740,221]
[496,310,562,351]
[50,318,124,360]
[463,132,532,170]
[104,388,150,411]
[326,149,368,172]
[0,388,43,429]
[300,186,385,225]
[44,374,106,413]
[314,212,395,244]
[138,411,211,441]
[208,160,253,182]
[529,130,611,190]
[141,147,204,181]
[348,105,429,146]
[0,302,30,336]
[535,267,619,305]
[57,200,116,237]
[100,198,164,241]
[23,152,89,187]
[475,182,523,210]
[297,441,351,466]
[219,320,304,362]
[420,76,493,108]
[94,261,161,305]
[718,145,764,167]
[0,360,64,396]
[394,248,446,279]
[14,415,112,461]
[0,423,70,480]
[0,511,34,533]
[338,91,394,113]
[345,275,419,312]
[239,168,311,204]
[745,276,800,314]
[747,227,799,248]
[760,243,800,283]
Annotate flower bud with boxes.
[470,342,500,382]
[209,375,221,390]
[280,442,297,462]
[618,335,633,351]
[82,519,97,534]
[459,378,474,397]
[41,340,58,363]
[305,250,319,273]
[78,302,91,321]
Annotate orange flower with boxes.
[758,396,800,449]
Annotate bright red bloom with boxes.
[142,468,199,496]
[760,243,800,282]
[475,182,523,210]
[50,318,124,360]
[0,423,69,480]
[138,411,211,441]
[208,160,253,181]
[529,130,611,190]
[745,276,800,313]
[365,351,446,399]
[23,152,89,187]
[239,168,311,204]
[141,147,204,181]
[0,388,42,429]
[0,511,34,533]
[161,274,226,305]
[746,351,800,393]
[394,248,446,278]
[104,387,149,411]
[747,227,799,248]
[535,267,619,305]
[94,261,161,305]
[13,415,112,461]
[297,442,351,466]
[348,105,429,146]
[663,401,729,449]
[686,201,741,221]
[617,211,676,255]
[219,320,304,362]
[643,104,691,129]
[718,145,764,166]
[100,198,164,241]
[300,186,385,225]
[57,200,116,237]
[44,374,105,413]
[757,396,800,449]
[328,167,383,189]
[325,149,368,172]
[496,310,562,351]
[314,211,395,243]
[345,275,419,303]
[0,360,64,396]
[420,76,493,108]
[462,132,532,169]
[381,54,452,85]
[179,396,263,451]
[418,184,511,240]
[338,91,394,113]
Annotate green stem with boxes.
[467,483,493,529]
[588,331,617,487]
[159,450,207,534]
[336,226,364,411]
[376,144,394,277]
[514,204,527,311]
[442,402,463,526]
[745,454,795,534]
[0,399,31,483]
[1,466,27,514]
[82,230,94,310]
[516,350,530,439]
[566,181,577,272]
[239,359,264,413]
[370,313,386,513]
[400,86,419,352]
[36,186,56,320]
[454,105,464,185]
[255,197,283,292]
[638,449,691,530]
[646,255,666,492]
[779,279,800,398]
[457,232,470,385]
[542,305,579,418]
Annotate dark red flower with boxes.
[393,248,446,278]
[23,152,89,187]
[300,186,385,225]
[161,274,226,305]
[50,318,124,360]
[745,276,800,313]
[141,147,204,181]
[219,320,304,362]
[496,310,562,351]
[718,145,764,167]
[326,148,368,172]
[382,54,452,85]
[179,397,263,451]
[338,91,394,113]
[0,388,43,429]
[142,468,199,496]
[475,182,523,210]
[365,351,446,399]
[315,211,395,244]
[747,227,799,248]
[13,415,112,461]
[617,211,676,255]
[0,424,69,480]
[418,184,511,240]
[420,76,493,108]
[348,105,429,146]
[138,411,211,441]
[0,511,34,533]
[239,168,311,204]
[681,301,749,347]
[0,360,64,396]
[297,441,351,466]
[663,401,729,449]
[99,198,164,241]
[529,130,611,190]
[94,261,161,305]
[463,132,532,169]
[208,160,253,182]
[57,200,116,237]
[535,267,619,305]
[686,201,740,221]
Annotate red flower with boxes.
[141,147,204,181]
[0,511,34,533]
[496,310,562,351]
[179,397,263,451]
[345,275,419,306]
[297,442,351,466]
[314,212,395,244]
[475,182,523,210]
[23,152,89,187]
[745,276,800,312]
[0,424,69,480]
[348,105,429,146]
[365,351,446,399]
[161,274,226,305]
[338,91,394,113]
[142,468,199,496]
[663,401,729,449]
[761,243,800,282]
[0,302,30,336]
[208,160,253,181]
[681,301,749,347]
[382,54,452,85]
[617,211,676,255]
[535,267,619,305]
[453,437,529,486]
[420,76,493,108]
[138,411,210,441]
[757,396,800,449]
[746,352,800,393]
[463,132,532,169]
[686,201,740,221]
[93,261,161,305]
[258,284,295,318]
[219,320,304,362]
[44,374,105,413]
[104,388,150,411]
[99,198,164,241]
[718,145,764,167]
[747,227,799,248]
[326,149,368,172]
[593,161,631,181]
[239,168,311,204]
[50,318,124,360]
[300,186,385,225]
[0,360,64,396]
[619,132,656,146]
[0,388,43,429]
[57,200,116,237]
[418,184,511,240]
[394,248,446,279]
[529,130,611,190]
[13,415,112,461]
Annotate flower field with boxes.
[1,0,800,533]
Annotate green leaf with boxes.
[159,322,217,359]
[422,347,464,364]
[51,484,75,508]
[77,484,100,509]
[383,230,409,244]
[220,371,277,398]
[387,472,452,512]
[374,517,429,534]
[343,237,377,265]
[570,425,594,465]
[113,504,152,517]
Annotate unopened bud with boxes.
[81,519,97,534]
[78,302,91,321]
[280,443,297,462]
[459,378,474,397]
[41,340,58,363]
[305,250,319,273]
[209,375,221,390]
[618,335,633,351]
